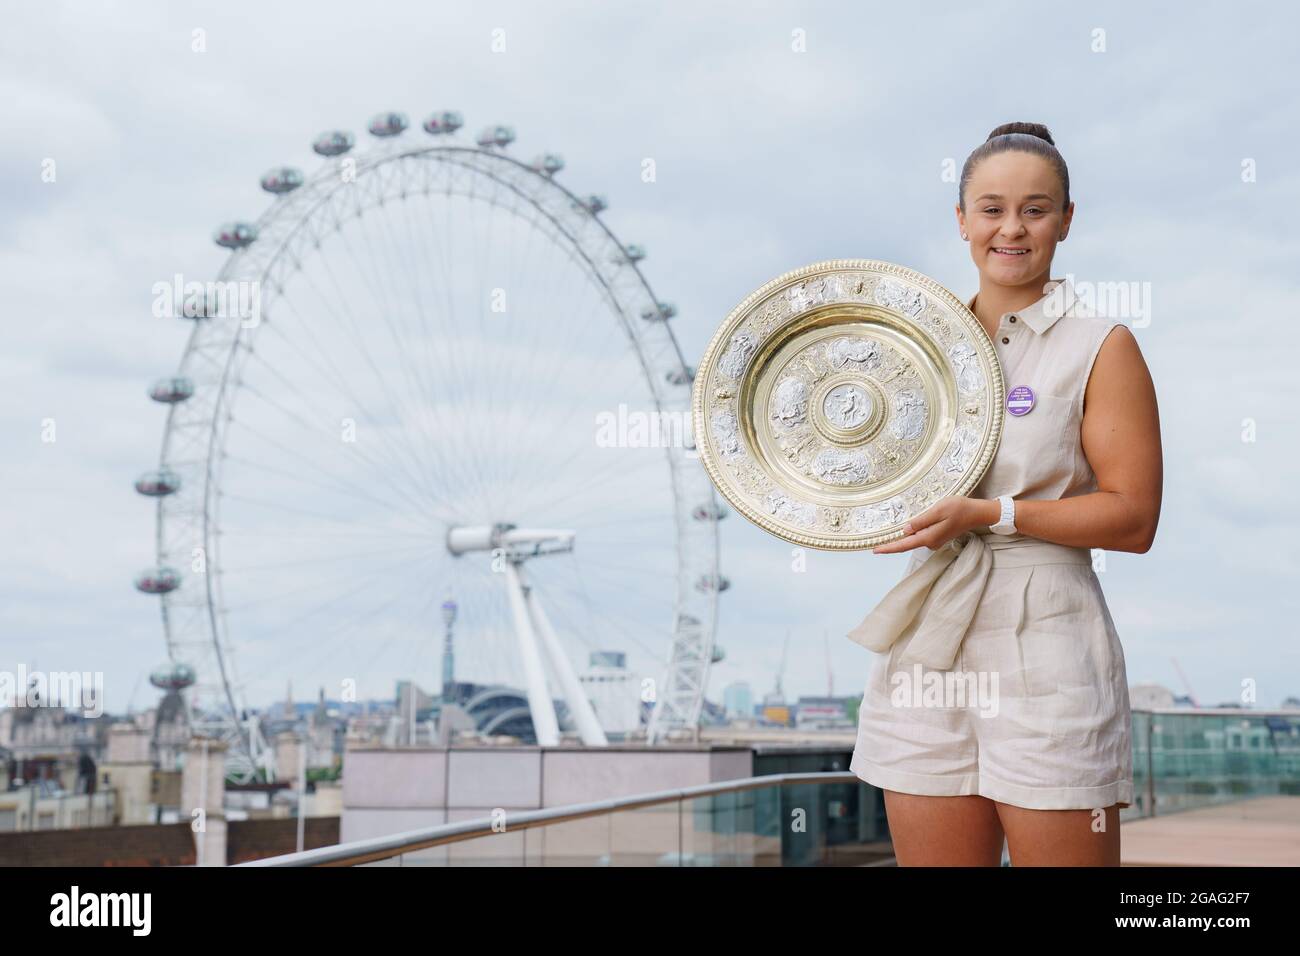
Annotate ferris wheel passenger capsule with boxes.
[640,301,676,322]
[149,661,196,691]
[148,376,194,403]
[476,125,515,148]
[214,222,257,248]
[134,566,182,594]
[260,166,304,194]
[575,194,607,215]
[530,153,564,176]
[665,364,694,386]
[135,469,182,497]
[368,112,409,137]
[694,573,730,594]
[692,501,728,521]
[213,222,258,249]
[616,243,645,264]
[423,110,463,134]
[312,130,355,156]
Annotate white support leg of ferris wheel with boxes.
[521,567,608,746]
[502,560,562,747]
[245,713,275,781]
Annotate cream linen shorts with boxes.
[850,548,1134,811]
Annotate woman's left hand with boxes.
[871,496,995,554]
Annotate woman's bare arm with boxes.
[872,324,1162,556]
[999,324,1163,553]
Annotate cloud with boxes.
[1,0,1297,714]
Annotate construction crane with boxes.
[1171,657,1200,708]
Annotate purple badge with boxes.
[1006,385,1036,416]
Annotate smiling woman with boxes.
[958,124,1074,327]
[849,121,1164,867]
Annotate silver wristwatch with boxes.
[990,494,1017,535]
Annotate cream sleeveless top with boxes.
[969,276,1125,503]
[845,277,1126,670]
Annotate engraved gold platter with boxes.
[692,260,1004,550]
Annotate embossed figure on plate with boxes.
[823,383,872,431]
[813,448,873,486]
[827,336,882,371]
[890,388,928,441]
[717,331,756,380]
[948,341,986,395]
[771,378,809,427]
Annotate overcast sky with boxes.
[2,0,1297,717]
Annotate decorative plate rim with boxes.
[691,258,1005,551]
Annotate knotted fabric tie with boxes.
[845,530,995,672]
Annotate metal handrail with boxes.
[236,770,860,866]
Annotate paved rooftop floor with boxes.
[1121,796,1300,866]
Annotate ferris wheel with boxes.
[134,110,727,780]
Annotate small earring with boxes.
[961,232,968,240]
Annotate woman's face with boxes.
[957,150,1073,288]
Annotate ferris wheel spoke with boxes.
[481,192,549,489]
[287,218,451,503]
[484,212,617,490]
[558,557,678,581]
[491,314,619,510]
[220,537,435,574]
[370,183,508,516]
[549,573,679,614]
[360,582,445,685]
[217,524,441,540]
[256,305,443,514]
[473,184,559,522]
[505,453,673,523]
[292,233,449,507]
[540,581,668,662]
[392,194,480,499]
[398,187,503,515]
[530,562,678,611]
[224,544,436,620]
[241,329,449,528]
[238,338,444,511]
[500,305,660,513]
[510,437,657,520]
[224,445,444,527]
[224,381,449,524]
[462,179,505,520]
[218,489,433,539]
[416,195,498,519]
[399,210,507,522]
[236,555,441,685]
[448,181,513,519]
[348,200,459,478]
[450,182,534,519]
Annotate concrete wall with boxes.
[341,745,757,865]
[100,762,153,825]
[180,737,227,866]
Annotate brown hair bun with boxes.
[986,121,1055,146]
[959,121,1069,211]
